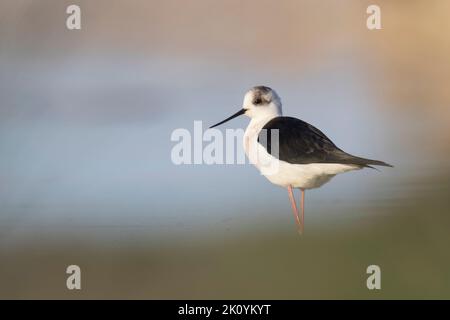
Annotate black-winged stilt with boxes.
[210,86,392,234]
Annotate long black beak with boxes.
[209,109,246,128]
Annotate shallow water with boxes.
[1,0,449,298]
[1,57,449,299]
[1,175,449,299]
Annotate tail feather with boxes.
[345,155,394,168]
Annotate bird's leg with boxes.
[300,189,305,234]
[287,185,302,235]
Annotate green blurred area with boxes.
[1,173,449,299]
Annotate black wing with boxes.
[257,116,392,167]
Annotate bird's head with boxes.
[210,86,282,128]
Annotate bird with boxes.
[210,86,392,234]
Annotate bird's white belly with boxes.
[262,159,359,189]
[244,126,360,190]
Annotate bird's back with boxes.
[258,116,392,168]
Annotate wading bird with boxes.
[210,86,392,234]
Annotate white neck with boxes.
[244,112,280,142]
[243,112,280,167]
[248,108,281,128]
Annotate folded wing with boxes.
[258,117,392,168]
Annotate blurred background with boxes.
[0,0,449,299]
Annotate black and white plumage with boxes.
[258,116,392,168]
[210,86,392,234]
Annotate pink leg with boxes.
[300,189,305,234]
[287,185,302,235]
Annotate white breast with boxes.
[243,118,360,190]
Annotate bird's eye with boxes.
[254,98,262,105]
